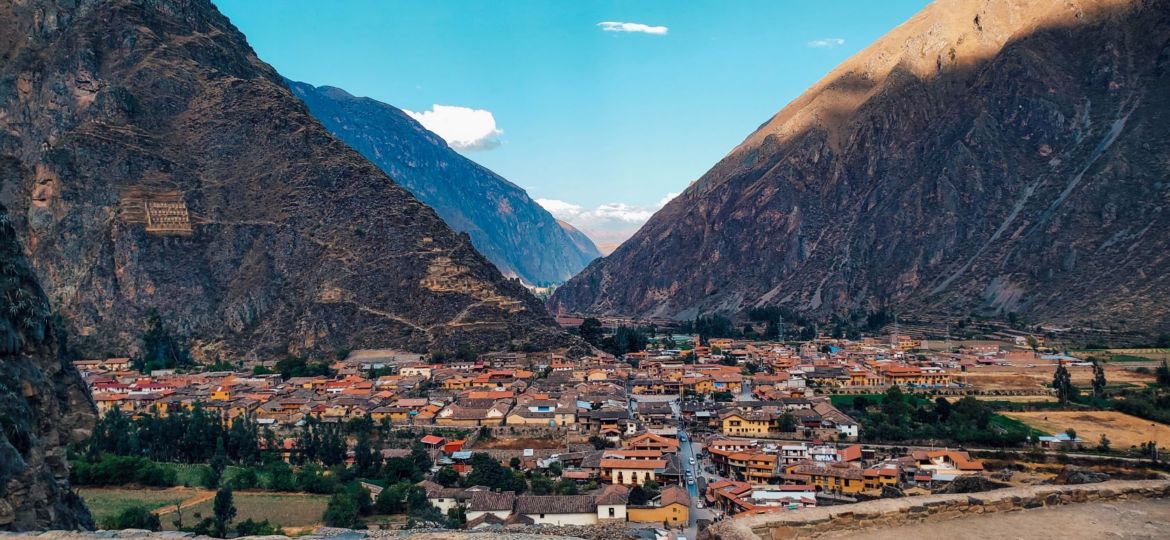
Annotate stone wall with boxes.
[701,479,1170,540]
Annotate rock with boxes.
[0,205,95,531]
[933,475,1011,494]
[881,485,905,498]
[1053,466,1111,485]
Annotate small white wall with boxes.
[597,504,627,521]
[523,512,598,526]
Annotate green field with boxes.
[160,493,330,531]
[989,413,1046,437]
[79,487,198,524]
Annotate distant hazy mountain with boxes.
[287,81,601,286]
[552,0,1170,335]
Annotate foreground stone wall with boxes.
[701,479,1170,540]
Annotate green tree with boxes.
[434,466,461,487]
[211,487,236,538]
[778,412,797,432]
[1053,364,1074,405]
[578,318,604,345]
[1091,359,1107,399]
[1156,360,1170,388]
[324,491,361,528]
[101,506,161,531]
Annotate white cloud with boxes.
[597,21,669,35]
[807,38,845,48]
[405,104,503,151]
[537,192,680,253]
[534,198,583,218]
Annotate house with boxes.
[600,450,667,485]
[909,450,984,480]
[594,484,628,522]
[514,495,598,526]
[466,491,517,522]
[624,432,680,454]
[787,461,866,494]
[627,485,689,525]
[417,480,478,514]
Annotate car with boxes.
[687,477,695,485]
[689,457,696,464]
[679,433,687,442]
[697,501,704,509]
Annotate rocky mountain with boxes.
[551,0,1170,335]
[0,204,95,531]
[286,81,601,286]
[0,0,572,361]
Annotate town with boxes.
[70,324,1170,539]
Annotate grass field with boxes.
[159,492,330,531]
[79,487,199,524]
[1003,410,1170,449]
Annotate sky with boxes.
[214,0,929,252]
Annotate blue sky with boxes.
[215,0,928,250]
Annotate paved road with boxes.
[679,419,718,539]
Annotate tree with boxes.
[1026,335,1040,353]
[1156,360,1170,388]
[434,466,461,487]
[529,473,555,495]
[628,485,650,505]
[101,506,161,531]
[579,318,604,345]
[1098,433,1111,452]
[1091,359,1107,399]
[211,487,236,538]
[556,478,579,495]
[778,412,797,432]
[324,491,361,528]
[1065,428,1078,441]
[235,519,282,536]
[1053,364,1074,405]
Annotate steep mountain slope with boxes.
[552,0,1170,334]
[286,81,601,286]
[0,0,570,361]
[0,204,95,531]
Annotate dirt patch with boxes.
[818,499,1170,539]
[1004,411,1170,449]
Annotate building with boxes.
[627,485,689,526]
[515,495,599,526]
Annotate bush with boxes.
[235,519,282,536]
[70,455,178,487]
[100,506,161,531]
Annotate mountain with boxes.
[551,0,1170,335]
[0,204,95,530]
[285,81,602,286]
[0,0,573,361]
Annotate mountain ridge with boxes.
[0,0,574,361]
[286,80,601,286]
[551,0,1170,336]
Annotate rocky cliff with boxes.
[0,204,95,531]
[286,81,601,286]
[551,0,1170,334]
[0,0,572,361]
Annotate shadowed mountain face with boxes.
[552,0,1170,334]
[286,81,601,287]
[0,204,95,531]
[0,0,572,360]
